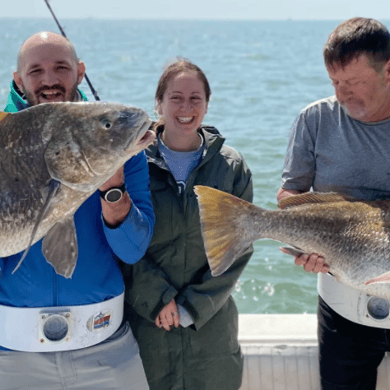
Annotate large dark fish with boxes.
[194,185,390,300]
[0,101,155,278]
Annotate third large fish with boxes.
[194,185,390,300]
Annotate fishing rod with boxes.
[44,0,101,101]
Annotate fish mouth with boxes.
[126,117,155,151]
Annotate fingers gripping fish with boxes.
[0,102,155,278]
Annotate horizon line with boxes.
[1,17,389,22]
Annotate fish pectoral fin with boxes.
[364,271,390,285]
[279,246,305,257]
[12,179,61,276]
[278,192,355,210]
[42,217,78,279]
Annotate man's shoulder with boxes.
[4,81,28,113]
[78,89,88,102]
[303,95,338,113]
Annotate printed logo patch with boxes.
[87,311,112,332]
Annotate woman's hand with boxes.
[155,299,180,331]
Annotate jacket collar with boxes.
[147,124,225,168]
[4,80,88,113]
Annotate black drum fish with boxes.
[194,185,390,300]
[0,101,155,278]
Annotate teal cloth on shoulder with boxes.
[4,81,88,113]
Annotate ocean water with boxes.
[2,18,387,314]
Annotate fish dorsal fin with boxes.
[278,192,354,210]
[0,111,10,123]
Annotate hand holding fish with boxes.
[279,248,329,274]
[276,187,307,202]
[155,299,180,331]
[99,166,126,191]
[99,166,132,227]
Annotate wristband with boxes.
[99,184,126,203]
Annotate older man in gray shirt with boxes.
[277,18,390,390]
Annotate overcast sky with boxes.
[1,0,389,21]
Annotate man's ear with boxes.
[77,61,86,85]
[13,71,24,93]
[157,101,163,116]
[385,59,390,76]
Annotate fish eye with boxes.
[100,118,112,130]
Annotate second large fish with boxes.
[194,186,390,300]
[0,101,155,278]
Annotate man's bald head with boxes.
[17,32,79,73]
[13,31,85,106]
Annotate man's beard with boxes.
[339,99,368,121]
[24,82,79,106]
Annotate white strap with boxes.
[0,292,124,352]
[318,273,390,328]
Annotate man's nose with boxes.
[335,82,351,97]
[40,69,58,86]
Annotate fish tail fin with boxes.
[194,185,259,277]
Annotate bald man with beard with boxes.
[0,32,153,390]
[9,32,85,109]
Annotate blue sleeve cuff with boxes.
[103,201,153,264]
[102,153,154,265]
[178,304,194,328]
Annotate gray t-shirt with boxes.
[281,95,390,200]
[282,95,390,323]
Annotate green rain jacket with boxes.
[122,125,253,390]
[4,81,87,112]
